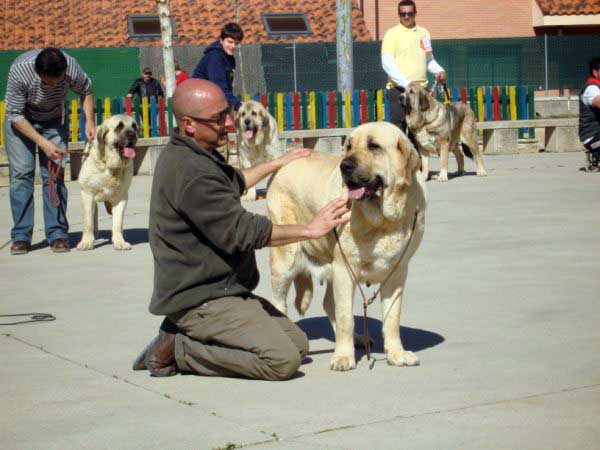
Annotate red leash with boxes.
[47,148,89,208]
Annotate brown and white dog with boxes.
[235,100,284,200]
[268,122,427,371]
[76,114,138,250]
[404,82,487,182]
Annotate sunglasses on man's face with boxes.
[399,11,415,17]
[187,107,232,126]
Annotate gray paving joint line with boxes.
[1,332,277,439]
[265,382,600,446]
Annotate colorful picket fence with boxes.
[0,85,537,146]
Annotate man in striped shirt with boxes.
[4,47,96,255]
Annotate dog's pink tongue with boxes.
[123,147,136,159]
[244,130,254,139]
[348,187,365,200]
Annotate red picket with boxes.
[492,87,501,121]
[293,92,300,130]
[260,93,268,108]
[360,90,368,124]
[158,97,167,136]
[460,88,467,104]
[328,92,336,129]
[125,96,132,116]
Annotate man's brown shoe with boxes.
[144,325,178,377]
[10,241,31,255]
[51,238,71,253]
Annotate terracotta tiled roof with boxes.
[535,0,600,15]
[0,0,371,51]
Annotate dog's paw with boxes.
[436,172,449,182]
[386,349,420,367]
[477,168,487,177]
[353,332,374,349]
[76,237,95,251]
[112,240,132,251]
[329,353,356,371]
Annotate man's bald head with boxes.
[172,79,226,121]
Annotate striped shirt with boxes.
[5,49,93,123]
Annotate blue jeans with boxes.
[4,117,69,244]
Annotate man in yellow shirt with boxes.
[381,0,446,132]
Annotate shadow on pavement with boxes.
[298,316,445,354]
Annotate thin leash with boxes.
[332,210,419,363]
[431,81,452,103]
[47,139,90,208]
[0,313,56,325]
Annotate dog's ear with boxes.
[261,108,270,128]
[397,133,420,179]
[94,123,109,160]
[233,109,241,129]
[418,89,430,112]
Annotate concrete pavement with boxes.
[1,151,599,450]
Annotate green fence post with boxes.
[516,87,523,138]
[336,92,343,128]
[301,92,308,130]
[95,98,103,125]
[268,92,276,117]
[167,97,173,133]
[367,90,375,122]
[500,86,508,120]
[469,88,478,118]
[315,92,323,129]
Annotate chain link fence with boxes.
[260,35,600,94]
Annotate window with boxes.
[127,15,177,39]
[262,13,313,36]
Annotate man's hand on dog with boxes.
[306,194,351,239]
[276,148,312,168]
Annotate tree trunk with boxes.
[157,0,176,98]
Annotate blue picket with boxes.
[285,92,293,131]
[79,104,86,141]
[352,91,360,127]
[150,97,158,137]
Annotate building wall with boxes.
[365,0,536,40]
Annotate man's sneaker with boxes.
[586,150,600,172]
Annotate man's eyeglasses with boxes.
[399,11,415,17]
[187,107,232,126]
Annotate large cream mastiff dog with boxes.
[268,122,427,371]
[77,114,138,251]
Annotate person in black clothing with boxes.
[132,79,350,380]
[579,57,600,172]
[192,23,243,110]
[127,67,164,101]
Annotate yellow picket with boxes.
[0,101,5,146]
[477,87,485,123]
[243,93,251,102]
[277,92,284,132]
[344,91,352,128]
[70,99,78,142]
[376,90,385,121]
[509,86,517,120]
[142,97,150,138]
[308,92,316,129]
[104,97,111,120]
